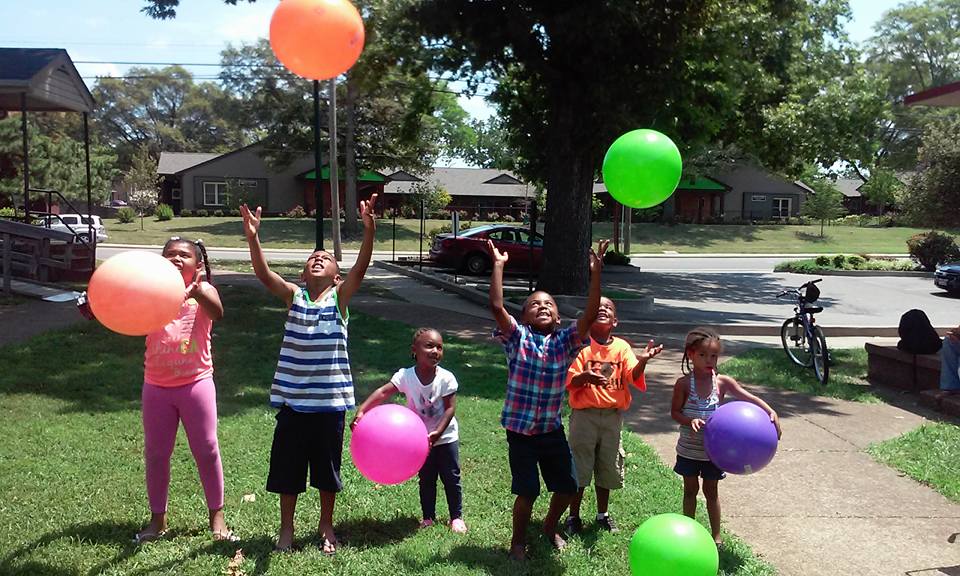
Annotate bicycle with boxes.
[776,278,829,385]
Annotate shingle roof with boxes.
[0,48,94,113]
[384,167,530,198]
[835,178,864,198]
[157,152,223,175]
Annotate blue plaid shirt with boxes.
[495,316,582,435]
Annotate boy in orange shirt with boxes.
[564,296,662,534]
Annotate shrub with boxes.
[213,209,225,218]
[286,205,307,219]
[487,211,500,222]
[815,255,831,267]
[832,254,846,268]
[0,207,15,218]
[196,209,209,218]
[847,255,865,268]
[116,206,136,223]
[501,213,515,223]
[907,231,960,271]
[180,209,194,217]
[382,208,394,219]
[603,250,631,266]
[228,209,241,217]
[155,203,174,221]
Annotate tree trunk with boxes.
[343,75,360,235]
[537,106,595,296]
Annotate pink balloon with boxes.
[350,404,429,485]
[88,251,184,336]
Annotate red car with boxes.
[429,224,544,275]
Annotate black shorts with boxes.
[674,454,726,481]
[266,406,345,494]
[506,428,579,497]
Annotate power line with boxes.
[72,59,500,87]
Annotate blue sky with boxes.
[2,0,903,122]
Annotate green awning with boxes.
[675,175,726,191]
[302,167,386,182]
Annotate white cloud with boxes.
[214,1,276,45]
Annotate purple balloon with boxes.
[703,401,778,475]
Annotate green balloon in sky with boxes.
[602,129,682,209]
[628,513,719,576]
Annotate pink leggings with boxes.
[142,378,224,513]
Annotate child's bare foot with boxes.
[133,520,167,545]
[545,530,567,551]
[275,526,294,552]
[508,543,527,561]
[317,522,337,556]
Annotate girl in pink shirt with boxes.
[135,237,236,543]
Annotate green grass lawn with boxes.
[868,422,960,503]
[0,284,773,575]
[720,348,879,403]
[104,215,956,255]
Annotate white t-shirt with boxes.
[390,366,459,446]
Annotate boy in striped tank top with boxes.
[670,327,781,547]
[240,194,378,555]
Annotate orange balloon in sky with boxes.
[88,251,185,336]
[269,0,366,80]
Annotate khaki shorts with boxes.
[568,408,625,490]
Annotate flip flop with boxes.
[132,529,167,545]
[320,537,337,557]
[212,529,240,542]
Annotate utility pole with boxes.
[328,78,342,260]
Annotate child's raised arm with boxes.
[487,240,513,335]
[350,380,398,430]
[337,194,378,315]
[719,376,782,438]
[576,239,609,340]
[241,204,297,306]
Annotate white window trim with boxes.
[751,195,767,202]
[203,181,226,206]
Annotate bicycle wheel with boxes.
[780,317,813,366]
[810,326,830,385]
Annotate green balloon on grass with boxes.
[629,513,718,576]
[602,129,682,209]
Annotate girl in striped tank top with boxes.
[670,327,781,547]
[241,194,378,555]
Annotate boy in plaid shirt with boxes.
[487,238,608,561]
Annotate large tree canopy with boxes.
[407,0,859,293]
[92,66,246,169]
[866,0,960,170]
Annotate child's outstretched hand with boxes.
[639,340,664,362]
[579,369,609,387]
[770,410,782,439]
[589,239,611,273]
[691,418,706,433]
[349,411,364,431]
[185,271,204,300]
[428,430,441,446]
[240,204,262,240]
[360,193,378,228]
[487,240,509,265]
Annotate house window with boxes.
[773,197,792,220]
[171,188,181,200]
[751,195,767,202]
[203,181,226,206]
[239,179,258,188]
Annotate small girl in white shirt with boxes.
[352,327,466,533]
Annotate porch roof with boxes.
[0,48,94,113]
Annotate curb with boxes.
[777,269,933,278]
[626,253,910,258]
